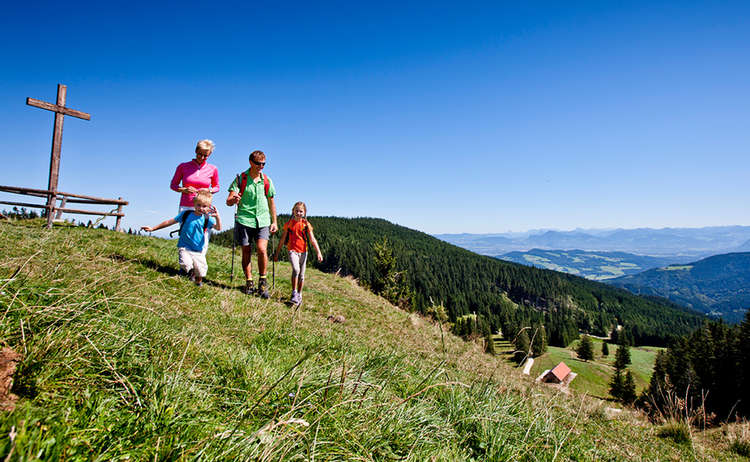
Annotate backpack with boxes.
[170,210,210,238]
[237,171,270,199]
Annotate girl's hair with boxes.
[195,139,215,153]
[292,201,307,217]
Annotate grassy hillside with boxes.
[0,220,743,460]
[610,252,750,323]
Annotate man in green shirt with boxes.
[226,150,278,298]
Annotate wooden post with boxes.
[55,196,67,220]
[46,84,66,228]
[115,197,123,232]
[26,84,91,228]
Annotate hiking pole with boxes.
[230,174,240,287]
[271,231,275,290]
[230,227,237,286]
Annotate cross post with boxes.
[26,84,91,228]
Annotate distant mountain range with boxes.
[498,249,695,280]
[608,252,750,323]
[436,226,750,258]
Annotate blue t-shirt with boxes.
[174,212,216,252]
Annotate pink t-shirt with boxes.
[170,161,220,207]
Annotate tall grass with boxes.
[0,220,740,460]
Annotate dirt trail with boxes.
[0,347,22,411]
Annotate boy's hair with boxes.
[292,201,307,217]
[249,150,266,163]
[196,139,215,153]
[194,190,213,206]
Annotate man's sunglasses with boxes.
[251,159,266,166]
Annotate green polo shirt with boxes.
[228,170,276,228]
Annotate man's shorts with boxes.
[234,222,270,247]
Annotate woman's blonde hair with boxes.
[196,139,215,154]
[292,201,307,217]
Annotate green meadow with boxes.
[528,338,662,399]
[0,220,742,461]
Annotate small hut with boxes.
[538,362,573,384]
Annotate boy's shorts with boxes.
[178,247,208,277]
[234,222,270,247]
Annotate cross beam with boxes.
[26,84,91,228]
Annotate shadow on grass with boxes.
[108,253,240,292]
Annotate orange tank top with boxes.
[284,219,311,253]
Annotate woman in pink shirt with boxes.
[171,139,220,212]
[170,139,220,252]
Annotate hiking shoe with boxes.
[187,269,195,282]
[258,278,270,299]
[244,280,255,295]
[293,292,302,305]
[195,280,203,287]
[290,291,298,304]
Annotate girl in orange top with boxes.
[273,202,323,305]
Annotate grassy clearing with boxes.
[529,338,660,399]
[0,220,743,460]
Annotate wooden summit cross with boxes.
[26,84,91,228]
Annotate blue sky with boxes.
[2,1,749,234]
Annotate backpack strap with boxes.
[262,173,270,197]
[283,219,309,249]
[302,219,311,252]
[170,210,194,238]
[238,172,248,198]
[236,171,270,198]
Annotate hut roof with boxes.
[550,362,571,382]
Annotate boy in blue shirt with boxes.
[142,191,222,286]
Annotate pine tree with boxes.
[373,237,396,295]
[601,341,609,356]
[610,326,619,345]
[576,335,594,362]
[647,350,669,399]
[372,237,411,308]
[740,311,750,416]
[514,329,530,364]
[621,370,637,403]
[609,369,624,400]
[531,325,548,357]
[614,344,631,370]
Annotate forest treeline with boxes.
[213,217,705,347]
[643,311,750,421]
